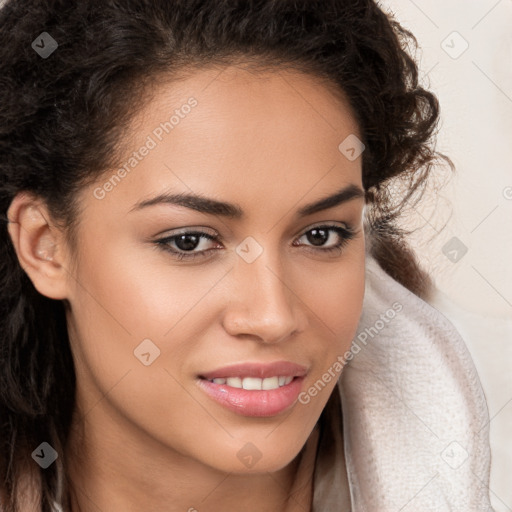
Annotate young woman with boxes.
[0,1,493,511]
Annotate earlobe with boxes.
[7,192,69,300]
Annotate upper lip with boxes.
[199,361,308,380]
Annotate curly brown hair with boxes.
[0,0,453,509]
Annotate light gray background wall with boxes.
[379,1,512,510]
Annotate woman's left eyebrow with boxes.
[296,184,364,216]
[129,183,364,219]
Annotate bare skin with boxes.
[8,65,365,511]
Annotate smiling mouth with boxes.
[196,374,305,417]
[198,375,295,390]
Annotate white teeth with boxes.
[242,377,262,390]
[262,376,279,390]
[208,376,295,390]
[226,377,242,388]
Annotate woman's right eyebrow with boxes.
[129,183,364,219]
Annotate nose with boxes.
[221,248,306,344]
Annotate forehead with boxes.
[88,65,363,216]
[142,63,362,148]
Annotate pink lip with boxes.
[196,376,306,417]
[199,360,308,380]
[196,361,309,417]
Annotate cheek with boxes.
[65,233,366,473]
[69,237,227,343]
[65,238,234,416]
[324,267,365,353]
[68,232,365,397]
[296,248,366,354]
[261,247,365,419]
[66,246,240,466]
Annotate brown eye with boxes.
[294,224,355,254]
[305,227,330,246]
[156,230,219,261]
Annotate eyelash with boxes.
[154,224,357,262]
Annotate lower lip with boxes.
[196,377,305,417]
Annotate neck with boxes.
[64,404,318,512]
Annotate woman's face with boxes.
[65,65,366,474]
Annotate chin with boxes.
[199,434,308,475]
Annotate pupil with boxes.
[308,228,327,246]
[176,234,200,251]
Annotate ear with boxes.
[7,192,70,300]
